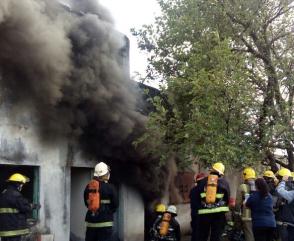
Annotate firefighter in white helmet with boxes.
[84,162,118,241]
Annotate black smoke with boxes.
[0,0,167,201]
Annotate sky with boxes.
[99,0,161,85]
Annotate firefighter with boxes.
[150,204,167,241]
[190,173,206,241]
[84,162,118,241]
[153,205,181,241]
[0,173,40,241]
[275,168,294,241]
[196,162,230,241]
[263,170,277,195]
[235,167,256,241]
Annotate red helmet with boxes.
[194,173,206,182]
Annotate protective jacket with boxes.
[235,180,255,221]
[84,179,118,228]
[197,176,230,215]
[0,184,32,237]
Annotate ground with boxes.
[182,235,191,241]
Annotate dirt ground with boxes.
[182,235,191,241]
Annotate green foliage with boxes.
[133,0,294,170]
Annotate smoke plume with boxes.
[0,0,167,201]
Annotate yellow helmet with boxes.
[277,168,291,177]
[155,203,166,213]
[7,173,30,184]
[292,172,294,178]
[263,170,275,179]
[212,162,225,175]
[243,167,256,180]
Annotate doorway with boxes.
[70,167,92,241]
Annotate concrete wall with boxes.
[119,185,144,241]
[0,108,70,240]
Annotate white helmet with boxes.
[167,205,177,215]
[94,162,109,177]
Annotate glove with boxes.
[31,203,41,209]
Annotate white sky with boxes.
[99,0,161,84]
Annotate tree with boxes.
[132,0,294,170]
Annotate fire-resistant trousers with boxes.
[242,220,254,241]
[191,215,199,241]
[1,236,22,241]
[198,212,226,241]
[287,225,294,241]
[85,227,113,241]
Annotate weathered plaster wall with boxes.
[0,108,147,241]
[0,107,71,241]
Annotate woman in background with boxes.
[245,178,276,241]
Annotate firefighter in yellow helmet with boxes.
[235,167,256,241]
[196,162,230,241]
[0,173,40,241]
[152,205,181,241]
[149,203,167,240]
[263,170,278,195]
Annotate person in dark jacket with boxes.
[0,173,39,241]
[84,162,118,241]
[152,205,181,241]
[276,169,294,241]
[189,172,206,241]
[196,162,230,241]
[245,178,276,241]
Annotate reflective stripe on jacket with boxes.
[198,206,229,214]
[0,208,19,214]
[85,221,113,228]
[0,228,30,237]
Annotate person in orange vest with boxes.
[84,162,118,241]
[196,162,230,241]
[0,173,40,241]
[235,167,256,241]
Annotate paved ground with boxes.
[182,235,191,241]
